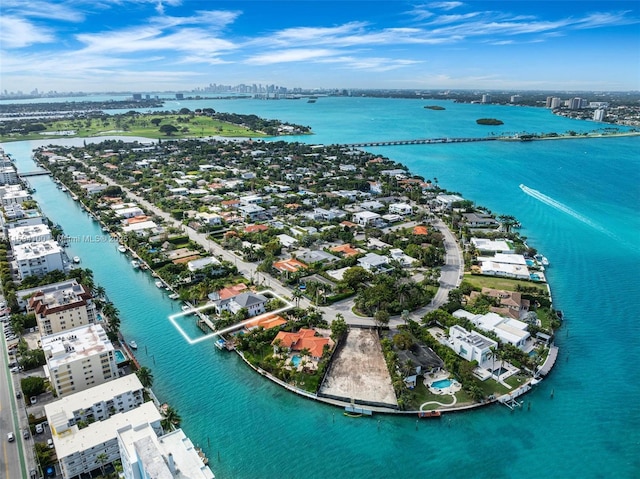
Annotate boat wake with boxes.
[519,184,612,236]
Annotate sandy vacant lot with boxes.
[319,328,397,407]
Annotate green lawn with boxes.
[0,114,269,142]
[463,273,548,294]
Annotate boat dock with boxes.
[344,405,373,416]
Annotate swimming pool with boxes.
[291,355,301,367]
[431,378,452,389]
[526,259,535,267]
[114,350,126,364]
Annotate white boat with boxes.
[129,340,138,350]
[181,305,191,312]
[155,280,164,288]
[117,245,126,253]
[131,260,140,268]
[72,256,80,264]
[168,293,179,300]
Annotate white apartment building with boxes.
[13,240,65,279]
[42,324,117,397]
[1,188,32,206]
[118,423,214,479]
[45,375,144,431]
[448,324,498,364]
[0,166,18,185]
[50,402,162,479]
[7,224,53,246]
[28,280,96,335]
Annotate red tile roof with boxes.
[271,328,332,358]
[273,258,307,272]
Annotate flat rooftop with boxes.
[42,323,113,367]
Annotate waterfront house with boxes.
[471,237,515,254]
[453,310,530,349]
[470,288,530,320]
[208,283,247,313]
[462,212,499,228]
[448,324,497,364]
[228,292,268,317]
[271,328,333,360]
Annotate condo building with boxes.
[28,280,96,335]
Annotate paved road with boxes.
[1,335,29,479]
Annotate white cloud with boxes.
[428,2,464,11]
[245,49,340,65]
[2,0,85,22]
[0,15,54,48]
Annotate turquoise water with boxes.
[2,97,639,478]
[430,379,452,389]
[290,355,302,367]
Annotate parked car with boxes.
[35,424,44,434]
[23,429,30,439]
[7,432,15,442]
[16,391,21,399]
[47,438,54,449]
[30,396,37,404]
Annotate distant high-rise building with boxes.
[550,97,562,109]
[546,96,554,108]
[175,93,184,100]
[132,93,142,101]
[593,109,606,121]
[570,97,583,110]
[482,94,491,104]
[510,95,521,103]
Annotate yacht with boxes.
[131,260,140,269]
[129,340,138,350]
[72,256,80,264]
[117,245,127,253]
[155,280,164,288]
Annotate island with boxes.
[424,105,446,110]
[21,135,560,416]
[476,118,504,125]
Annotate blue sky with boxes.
[1,1,639,93]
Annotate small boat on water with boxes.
[155,280,164,288]
[117,245,126,253]
[168,293,179,300]
[181,305,191,312]
[72,256,80,264]
[129,340,138,350]
[418,410,442,418]
[131,260,140,268]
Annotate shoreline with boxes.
[499,131,640,141]
[36,136,561,417]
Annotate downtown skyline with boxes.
[1,0,639,93]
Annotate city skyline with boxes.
[1,1,639,93]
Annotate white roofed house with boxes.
[454,310,531,349]
[113,206,145,219]
[352,210,381,226]
[448,324,498,364]
[187,256,224,280]
[238,203,266,221]
[228,292,268,317]
[195,211,223,226]
[122,220,160,237]
[388,202,413,216]
[358,252,391,272]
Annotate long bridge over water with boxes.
[342,136,499,147]
[19,169,51,177]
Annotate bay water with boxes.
[2,97,639,478]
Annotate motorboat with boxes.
[131,260,140,268]
[118,245,127,253]
[129,340,138,350]
[155,280,164,288]
[72,256,80,263]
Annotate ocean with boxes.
[2,96,639,478]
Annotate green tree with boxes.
[136,366,154,389]
[161,406,182,431]
[21,376,45,397]
[330,315,348,341]
[374,309,390,329]
[392,331,414,350]
[159,124,179,136]
[96,452,109,476]
[341,266,371,291]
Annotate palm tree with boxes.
[96,452,109,476]
[161,406,182,431]
[136,366,154,389]
[292,288,303,308]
